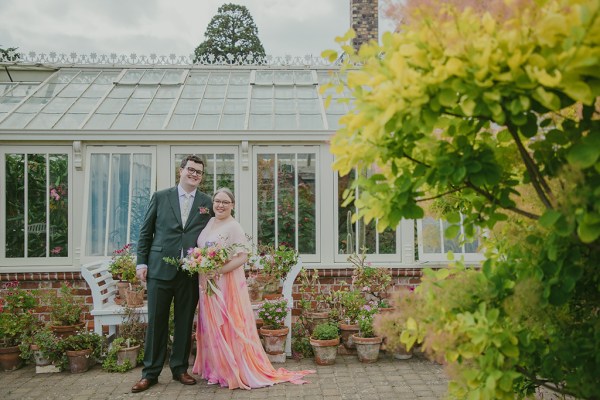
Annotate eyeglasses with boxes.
[185,166,204,176]
[213,200,232,206]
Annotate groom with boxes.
[132,155,213,393]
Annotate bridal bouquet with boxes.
[164,244,230,295]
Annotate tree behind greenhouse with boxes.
[194,3,266,63]
[326,0,599,398]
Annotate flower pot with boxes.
[352,334,383,363]
[65,348,93,373]
[50,322,84,339]
[259,326,289,355]
[339,322,359,349]
[309,337,340,365]
[125,288,144,307]
[117,344,141,367]
[392,345,413,360]
[116,281,129,302]
[30,344,52,367]
[0,345,23,371]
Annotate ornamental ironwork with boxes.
[0,51,342,67]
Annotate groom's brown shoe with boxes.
[173,372,197,385]
[131,378,158,393]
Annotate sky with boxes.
[0,0,396,59]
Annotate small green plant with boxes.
[357,305,378,338]
[102,337,142,372]
[339,289,366,324]
[108,243,138,283]
[291,322,313,359]
[311,322,339,340]
[350,250,392,303]
[255,244,298,281]
[258,298,289,329]
[43,283,84,326]
[58,329,104,368]
[19,326,63,365]
[0,281,40,347]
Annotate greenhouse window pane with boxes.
[294,70,314,85]
[251,86,272,99]
[44,97,76,113]
[162,70,186,85]
[9,83,40,97]
[17,97,49,113]
[70,97,100,113]
[32,83,66,98]
[219,114,245,130]
[274,114,297,129]
[203,85,227,98]
[121,98,151,114]
[296,86,318,99]
[146,98,175,114]
[0,83,17,95]
[194,114,219,130]
[326,114,342,129]
[58,83,89,97]
[0,113,35,128]
[250,99,272,113]
[274,71,294,85]
[111,114,142,129]
[199,98,224,114]
[97,98,126,113]
[223,99,247,114]
[138,114,167,129]
[119,70,144,84]
[49,70,77,83]
[82,84,112,98]
[254,71,273,84]
[208,72,230,84]
[155,86,180,99]
[180,85,205,99]
[26,113,62,129]
[72,71,100,83]
[274,86,294,98]
[95,72,120,84]
[0,97,21,112]
[226,85,248,99]
[139,70,165,84]
[166,114,194,129]
[186,73,209,85]
[108,86,135,99]
[84,113,117,129]
[132,86,157,99]
[298,114,323,130]
[297,99,320,113]
[54,113,87,129]
[230,72,250,84]
[249,114,272,130]
[174,98,201,114]
[274,99,295,114]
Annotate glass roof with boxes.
[0,68,351,131]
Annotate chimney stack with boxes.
[350,0,379,52]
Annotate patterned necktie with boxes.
[181,193,192,226]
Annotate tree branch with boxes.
[506,123,554,209]
[464,181,540,220]
[416,187,466,202]
[516,367,577,398]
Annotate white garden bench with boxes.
[81,260,148,336]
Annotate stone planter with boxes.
[65,348,93,373]
[0,345,23,371]
[352,334,383,363]
[309,337,340,365]
[117,344,141,367]
[392,345,414,360]
[259,326,289,363]
[339,322,359,349]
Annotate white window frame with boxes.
[81,145,156,262]
[253,146,320,263]
[416,214,485,263]
[333,169,403,264]
[0,146,72,267]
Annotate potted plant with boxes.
[309,322,340,365]
[102,306,146,372]
[19,325,63,371]
[290,322,313,360]
[338,289,366,350]
[349,251,393,304]
[0,281,39,371]
[253,243,298,298]
[298,268,330,334]
[42,283,84,338]
[258,298,290,362]
[107,243,142,305]
[58,329,104,373]
[352,305,383,363]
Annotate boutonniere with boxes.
[199,206,210,215]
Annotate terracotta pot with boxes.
[116,281,129,301]
[262,293,283,301]
[352,334,383,363]
[65,348,93,373]
[0,345,23,371]
[339,322,359,349]
[50,322,84,339]
[125,288,145,307]
[30,344,52,367]
[309,337,340,365]
[117,344,141,367]
[259,326,289,355]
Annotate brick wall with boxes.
[351,0,379,52]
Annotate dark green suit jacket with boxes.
[137,186,212,280]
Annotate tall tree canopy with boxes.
[325,0,599,398]
[194,3,266,63]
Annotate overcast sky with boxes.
[0,0,395,59]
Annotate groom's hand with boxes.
[136,266,148,282]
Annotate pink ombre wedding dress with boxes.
[192,217,314,389]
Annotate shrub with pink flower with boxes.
[258,298,289,329]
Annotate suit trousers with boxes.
[142,270,199,379]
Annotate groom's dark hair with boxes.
[180,155,205,168]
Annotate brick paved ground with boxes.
[0,352,449,400]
